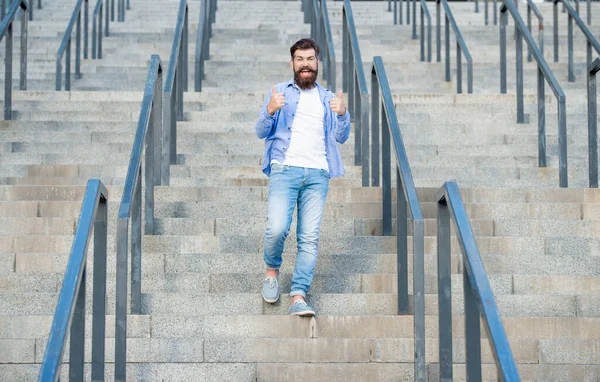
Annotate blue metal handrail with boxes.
[500,0,568,187]
[419,0,432,63]
[342,0,369,186]
[91,0,110,59]
[527,0,544,63]
[115,55,163,382]
[194,0,217,92]
[371,56,426,382]
[38,179,108,382]
[56,0,89,90]
[436,182,520,381]
[117,0,129,21]
[483,0,498,25]
[0,0,28,120]
[553,0,600,82]
[587,57,600,187]
[307,0,336,91]
[436,0,473,93]
[164,0,189,186]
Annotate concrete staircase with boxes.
[0,0,600,380]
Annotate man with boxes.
[254,38,351,317]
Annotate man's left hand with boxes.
[330,90,347,116]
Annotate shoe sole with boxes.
[290,310,315,317]
[262,294,280,303]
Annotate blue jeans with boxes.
[263,163,330,298]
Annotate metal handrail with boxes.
[115,55,163,382]
[117,0,129,21]
[420,0,432,62]
[587,57,600,187]
[1,0,38,20]
[527,0,544,63]
[553,0,600,82]
[436,0,473,93]
[0,0,27,120]
[436,182,520,381]
[163,0,188,186]
[342,0,369,186]
[371,56,426,382]
[391,0,417,38]
[483,0,498,25]
[308,0,336,91]
[38,179,108,382]
[194,0,217,92]
[500,0,568,187]
[56,0,89,90]
[91,0,110,59]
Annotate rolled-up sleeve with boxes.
[255,90,276,139]
[334,110,351,144]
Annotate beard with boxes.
[294,65,318,90]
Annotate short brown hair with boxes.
[290,38,320,59]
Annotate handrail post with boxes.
[360,92,369,187]
[538,67,547,168]
[437,194,453,381]
[516,28,525,123]
[445,14,450,82]
[91,188,108,381]
[500,9,507,94]
[457,43,462,93]
[407,0,410,24]
[558,96,568,187]
[84,0,89,60]
[19,3,27,92]
[485,0,488,25]
[371,68,380,187]
[76,10,82,79]
[412,0,417,39]
[587,0,591,25]
[394,0,397,24]
[554,1,559,62]
[588,60,598,187]
[464,268,482,380]
[420,6,425,61]
[527,4,532,62]
[382,115,392,237]
[396,168,408,315]
[69,270,86,380]
[436,0,441,62]
[568,14,575,81]
[494,0,497,25]
[4,14,12,120]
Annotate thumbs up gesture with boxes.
[330,90,346,116]
[267,86,286,115]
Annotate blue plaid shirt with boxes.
[255,79,351,178]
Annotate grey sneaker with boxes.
[262,276,279,303]
[289,299,315,317]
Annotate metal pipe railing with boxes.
[164,0,189,186]
[195,0,217,92]
[91,0,110,59]
[420,0,432,62]
[436,182,520,381]
[527,0,544,63]
[38,180,108,382]
[0,0,28,120]
[56,0,89,91]
[371,56,426,382]
[308,0,336,91]
[588,57,600,187]
[115,55,163,382]
[553,0,600,82]
[501,0,568,188]
[342,0,369,186]
[117,0,129,21]
[436,0,473,93]
[484,0,498,25]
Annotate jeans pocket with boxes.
[270,163,286,176]
[320,169,331,179]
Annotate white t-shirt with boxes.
[275,87,328,171]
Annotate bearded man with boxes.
[254,38,351,317]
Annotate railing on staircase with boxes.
[0,0,28,120]
[164,0,189,186]
[115,54,164,382]
[91,0,110,59]
[1,0,39,21]
[419,0,432,62]
[38,180,109,382]
[117,0,129,22]
[342,0,369,186]
[390,0,417,37]
[500,0,569,187]
[307,0,336,91]
[587,57,600,187]
[436,0,473,93]
[553,0,600,82]
[371,56,426,382]
[56,0,89,90]
[484,0,498,25]
[527,0,544,63]
[194,0,217,92]
[436,181,520,381]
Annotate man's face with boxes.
[292,48,319,90]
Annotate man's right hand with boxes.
[267,86,285,115]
